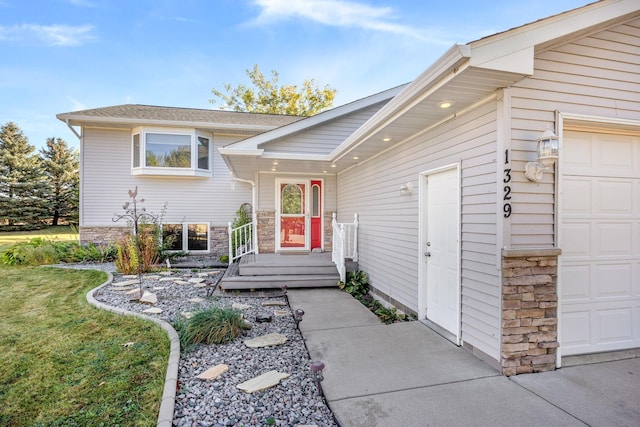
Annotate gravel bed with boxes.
[86,263,337,427]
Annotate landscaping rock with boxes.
[236,370,290,393]
[232,302,252,310]
[261,300,287,307]
[139,291,157,304]
[255,313,273,323]
[274,309,291,317]
[244,333,287,348]
[142,307,162,314]
[196,364,229,380]
[188,278,205,284]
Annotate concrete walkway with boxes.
[287,288,640,427]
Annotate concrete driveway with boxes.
[288,288,640,427]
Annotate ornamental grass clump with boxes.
[173,307,249,352]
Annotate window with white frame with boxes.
[132,128,210,176]
[162,223,209,252]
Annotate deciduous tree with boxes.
[0,122,49,230]
[211,65,336,116]
[40,137,79,226]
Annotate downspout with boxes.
[229,173,259,255]
[65,119,82,140]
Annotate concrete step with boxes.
[238,253,338,276]
[219,273,340,290]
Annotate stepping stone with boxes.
[274,310,291,317]
[232,303,252,310]
[112,279,139,287]
[122,275,138,279]
[173,280,190,285]
[261,300,287,307]
[194,283,208,288]
[112,286,136,292]
[196,364,229,380]
[142,307,162,314]
[244,333,287,348]
[153,286,166,290]
[237,370,290,394]
[144,275,161,280]
[188,278,205,284]
[140,291,158,304]
[197,272,211,277]
[159,277,175,282]
[126,288,141,295]
[181,312,194,319]
[159,271,173,276]
[189,297,205,303]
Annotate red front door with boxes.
[311,180,322,250]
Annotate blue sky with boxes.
[1,0,591,149]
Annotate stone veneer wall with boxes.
[257,211,276,253]
[501,249,562,376]
[79,226,129,245]
[210,226,228,257]
[323,212,333,252]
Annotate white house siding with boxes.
[81,127,251,228]
[261,104,387,155]
[509,18,640,248]
[337,101,502,359]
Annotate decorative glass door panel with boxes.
[280,183,306,248]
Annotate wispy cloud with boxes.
[68,97,87,111]
[0,24,95,46]
[249,0,432,41]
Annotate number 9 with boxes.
[503,204,512,218]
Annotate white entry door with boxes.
[560,130,640,356]
[421,166,461,343]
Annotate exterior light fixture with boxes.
[294,308,305,325]
[438,100,454,109]
[352,156,359,160]
[383,137,391,142]
[272,161,279,165]
[280,284,287,295]
[400,182,413,195]
[331,163,337,168]
[309,360,325,396]
[525,128,559,182]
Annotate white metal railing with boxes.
[332,213,359,282]
[228,219,257,263]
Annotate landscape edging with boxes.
[85,272,180,427]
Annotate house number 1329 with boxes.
[503,149,512,218]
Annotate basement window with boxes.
[132,128,211,177]
[162,223,209,252]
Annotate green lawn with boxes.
[0,226,79,252]
[0,266,169,426]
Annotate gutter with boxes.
[65,119,82,140]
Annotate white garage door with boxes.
[560,130,640,356]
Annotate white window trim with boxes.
[131,127,212,177]
[162,222,210,253]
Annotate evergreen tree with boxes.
[0,122,49,230]
[40,137,79,226]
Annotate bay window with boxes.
[132,128,210,176]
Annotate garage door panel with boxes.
[596,222,633,257]
[562,179,592,215]
[594,263,633,298]
[561,130,640,356]
[562,222,591,257]
[597,180,634,215]
[561,265,591,300]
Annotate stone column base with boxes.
[501,248,561,376]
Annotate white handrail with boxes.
[228,220,256,262]
[332,213,358,282]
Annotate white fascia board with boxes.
[469,0,640,75]
[226,84,408,151]
[329,44,471,161]
[260,152,330,162]
[217,147,264,156]
[56,115,278,132]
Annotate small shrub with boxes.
[0,238,117,266]
[339,270,413,324]
[173,307,249,351]
[219,255,229,264]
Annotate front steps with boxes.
[219,253,341,290]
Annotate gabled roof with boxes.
[220,0,640,178]
[57,104,304,132]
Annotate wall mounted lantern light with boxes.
[524,128,559,182]
[400,182,413,195]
